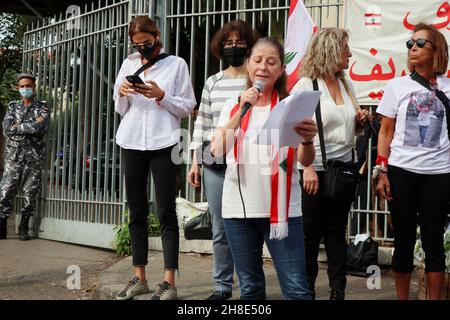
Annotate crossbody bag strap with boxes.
[312,79,328,170]
[133,53,170,76]
[410,72,450,141]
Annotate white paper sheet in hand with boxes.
[255,91,321,148]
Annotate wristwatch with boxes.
[301,140,314,145]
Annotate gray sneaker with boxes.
[150,281,177,300]
[116,276,150,300]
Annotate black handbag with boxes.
[196,141,227,171]
[346,237,379,277]
[184,208,213,240]
[312,79,360,203]
[321,159,360,203]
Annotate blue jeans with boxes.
[203,166,234,293]
[419,125,428,144]
[223,217,311,300]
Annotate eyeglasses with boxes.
[132,42,154,50]
[406,38,435,49]
[223,40,247,48]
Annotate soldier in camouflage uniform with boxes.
[0,73,50,240]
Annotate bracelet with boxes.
[372,164,388,179]
[301,140,314,145]
[156,91,165,105]
[376,155,388,167]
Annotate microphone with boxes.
[240,80,265,118]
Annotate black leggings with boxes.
[123,146,179,269]
[388,165,450,273]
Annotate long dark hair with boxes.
[247,37,288,100]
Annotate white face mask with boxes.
[19,88,34,99]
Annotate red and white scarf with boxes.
[230,90,295,240]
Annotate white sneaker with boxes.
[150,281,177,300]
[116,276,150,300]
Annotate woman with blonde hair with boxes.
[291,28,370,300]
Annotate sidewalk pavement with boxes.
[0,216,119,300]
[96,250,421,300]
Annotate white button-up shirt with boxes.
[113,52,196,150]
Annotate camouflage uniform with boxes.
[0,99,50,219]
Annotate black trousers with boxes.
[388,165,449,273]
[300,170,352,292]
[123,145,179,269]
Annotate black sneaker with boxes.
[206,290,232,300]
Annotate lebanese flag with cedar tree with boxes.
[285,0,317,92]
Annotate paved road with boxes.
[0,218,119,300]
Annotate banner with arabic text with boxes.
[345,1,450,105]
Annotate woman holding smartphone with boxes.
[113,16,196,300]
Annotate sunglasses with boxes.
[406,38,434,49]
[132,42,154,50]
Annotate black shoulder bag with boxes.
[196,140,227,171]
[133,53,170,76]
[410,72,450,141]
[313,79,359,204]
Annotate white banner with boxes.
[345,0,450,105]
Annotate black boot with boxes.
[0,217,6,239]
[330,289,345,300]
[19,215,31,241]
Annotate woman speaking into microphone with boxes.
[211,37,317,300]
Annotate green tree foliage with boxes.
[0,13,37,104]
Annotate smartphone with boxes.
[126,75,145,86]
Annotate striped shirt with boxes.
[189,71,247,150]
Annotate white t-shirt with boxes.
[377,75,450,174]
[290,77,358,171]
[216,98,302,219]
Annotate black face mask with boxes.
[223,47,248,67]
[138,45,155,60]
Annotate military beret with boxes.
[17,73,36,82]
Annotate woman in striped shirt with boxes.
[188,20,259,300]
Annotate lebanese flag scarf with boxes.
[230,90,295,240]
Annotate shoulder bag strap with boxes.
[133,53,170,76]
[410,72,450,141]
[313,79,328,170]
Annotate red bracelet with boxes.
[376,155,388,167]
[156,91,165,105]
